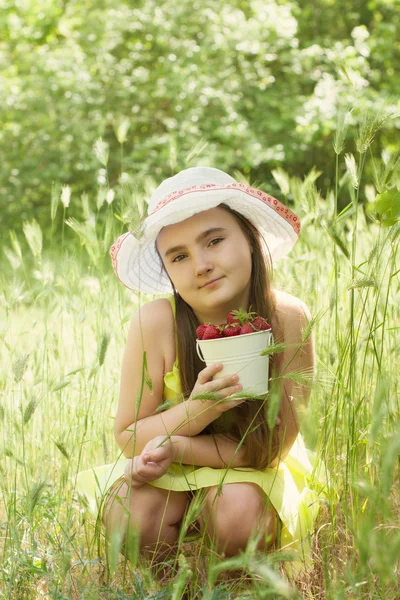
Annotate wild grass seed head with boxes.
[93,137,109,167]
[272,167,290,196]
[97,333,110,367]
[22,396,39,425]
[13,353,30,383]
[23,219,43,259]
[344,153,359,189]
[61,185,71,209]
[114,117,130,145]
[356,105,398,155]
[3,247,21,270]
[333,105,352,155]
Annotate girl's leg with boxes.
[102,479,190,555]
[198,482,277,556]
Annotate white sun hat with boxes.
[110,166,300,294]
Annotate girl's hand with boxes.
[189,363,246,414]
[124,435,174,487]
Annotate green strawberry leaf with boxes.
[230,306,257,325]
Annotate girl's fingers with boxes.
[143,447,171,464]
[210,376,242,395]
[198,363,222,383]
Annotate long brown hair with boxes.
[157,204,283,469]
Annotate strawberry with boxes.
[253,316,271,331]
[223,323,241,337]
[226,312,240,325]
[240,323,255,335]
[202,325,222,340]
[196,324,208,339]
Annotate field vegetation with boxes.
[1,110,399,598]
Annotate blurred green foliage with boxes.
[0,0,399,236]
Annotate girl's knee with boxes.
[201,483,277,554]
[102,480,189,547]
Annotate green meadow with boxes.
[1,119,399,598]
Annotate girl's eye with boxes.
[172,254,186,263]
[209,237,223,246]
[171,238,223,263]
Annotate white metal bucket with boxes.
[196,330,273,396]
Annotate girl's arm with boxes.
[269,295,316,467]
[114,299,241,458]
[171,434,248,468]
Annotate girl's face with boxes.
[156,207,253,324]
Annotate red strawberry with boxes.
[223,324,241,337]
[202,325,222,340]
[240,323,255,335]
[227,312,240,325]
[196,324,208,339]
[253,316,271,331]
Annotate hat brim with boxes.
[110,185,300,294]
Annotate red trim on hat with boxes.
[145,183,300,235]
[109,232,132,287]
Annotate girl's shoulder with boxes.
[136,297,176,373]
[271,289,312,335]
[136,296,175,336]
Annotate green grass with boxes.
[1,124,399,598]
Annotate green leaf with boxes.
[375,189,400,226]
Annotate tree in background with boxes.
[0,0,399,235]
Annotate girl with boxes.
[77,166,325,575]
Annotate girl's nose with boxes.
[194,252,213,276]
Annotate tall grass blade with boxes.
[324,222,350,260]
[249,559,299,598]
[51,181,61,221]
[267,385,281,430]
[186,137,209,164]
[9,230,22,260]
[381,430,400,499]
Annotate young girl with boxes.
[77,166,325,575]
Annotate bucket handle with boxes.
[196,340,206,363]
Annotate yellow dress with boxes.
[77,296,328,576]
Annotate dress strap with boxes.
[166,294,176,318]
[165,294,179,366]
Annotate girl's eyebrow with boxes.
[164,227,227,258]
